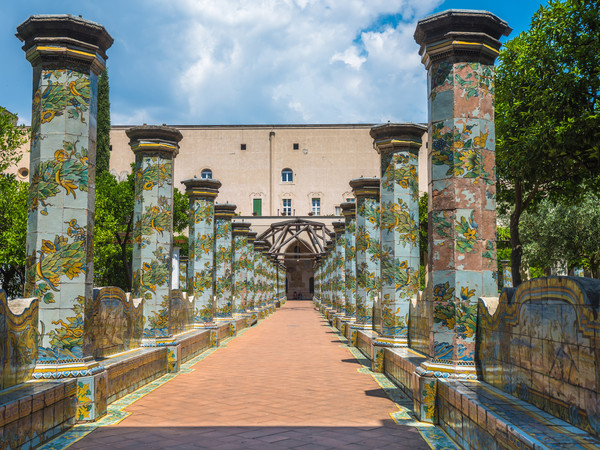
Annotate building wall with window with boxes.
[11,124,428,218]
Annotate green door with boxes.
[253,198,262,216]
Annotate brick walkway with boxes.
[71,300,429,449]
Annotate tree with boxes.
[0,107,27,298]
[496,0,600,285]
[0,107,27,173]
[96,69,111,175]
[521,193,600,278]
[0,178,28,297]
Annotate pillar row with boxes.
[182,178,221,325]
[332,221,346,314]
[214,203,236,320]
[128,125,182,343]
[350,178,380,328]
[371,123,427,346]
[232,222,251,316]
[341,202,357,320]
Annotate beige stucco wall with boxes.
[10,124,429,218]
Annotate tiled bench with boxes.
[438,380,600,449]
[0,379,76,449]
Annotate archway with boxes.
[284,240,313,300]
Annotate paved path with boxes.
[71,300,429,449]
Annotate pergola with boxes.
[256,218,332,263]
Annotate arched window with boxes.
[201,169,212,179]
[281,168,293,183]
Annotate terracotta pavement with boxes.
[71,300,430,449]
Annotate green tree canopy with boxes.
[496,0,600,285]
[96,69,111,175]
[521,192,600,277]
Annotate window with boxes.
[281,168,293,183]
[346,198,355,203]
[283,199,292,216]
[293,143,299,150]
[312,198,321,216]
[241,144,246,150]
[201,169,212,179]
[253,198,262,216]
[335,206,341,216]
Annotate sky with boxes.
[1,0,546,126]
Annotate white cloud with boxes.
[137,0,444,124]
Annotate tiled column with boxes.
[350,178,381,328]
[182,178,221,325]
[332,221,346,314]
[232,222,251,317]
[324,240,333,309]
[253,240,266,310]
[313,260,321,302]
[371,123,426,347]
[246,232,257,311]
[128,125,182,343]
[501,260,513,288]
[341,202,357,321]
[214,203,236,321]
[18,15,112,418]
[414,10,510,379]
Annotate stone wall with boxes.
[478,276,600,437]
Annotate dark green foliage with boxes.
[496,0,600,285]
[0,177,28,298]
[96,69,111,175]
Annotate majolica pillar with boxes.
[324,240,333,309]
[500,260,513,288]
[253,240,266,309]
[247,232,257,310]
[332,221,346,314]
[232,222,251,316]
[350,178,381,328]
[371,123,426,346]
[18,16,112,415]
[341,202,357,320]
[214,203,236,320]
[182,178,221,325]
[415,10,510,379]
[128,125,182,342]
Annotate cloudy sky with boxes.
[2,0,545,126]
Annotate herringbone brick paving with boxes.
[70,300,429,449]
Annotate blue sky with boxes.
[1,0,546,126]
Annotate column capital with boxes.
[340,201,356,218]
[349,177,380,199]
[16,14,113,74]
[126,125,183,157]
[414,9,511,68]
[214,203,237,220]
[232,221,251,236]
[332,221,346,236]
[182,178,222,200]
[370,123,427,155]
[247,231,257,243]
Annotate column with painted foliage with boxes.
[414,10,510,380]
[18,16,113,419]
[350,178,381,328]
[332,221,346,314]
[181,178,221,325]
[214,203,236,320]
[341,202,357,321]
[371,123,426,346]
[128,125,182,343]
[232,222,251,316]
[246,232,257,311]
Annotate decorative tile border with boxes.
[38,319,262,450]
[332,324,459,450]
